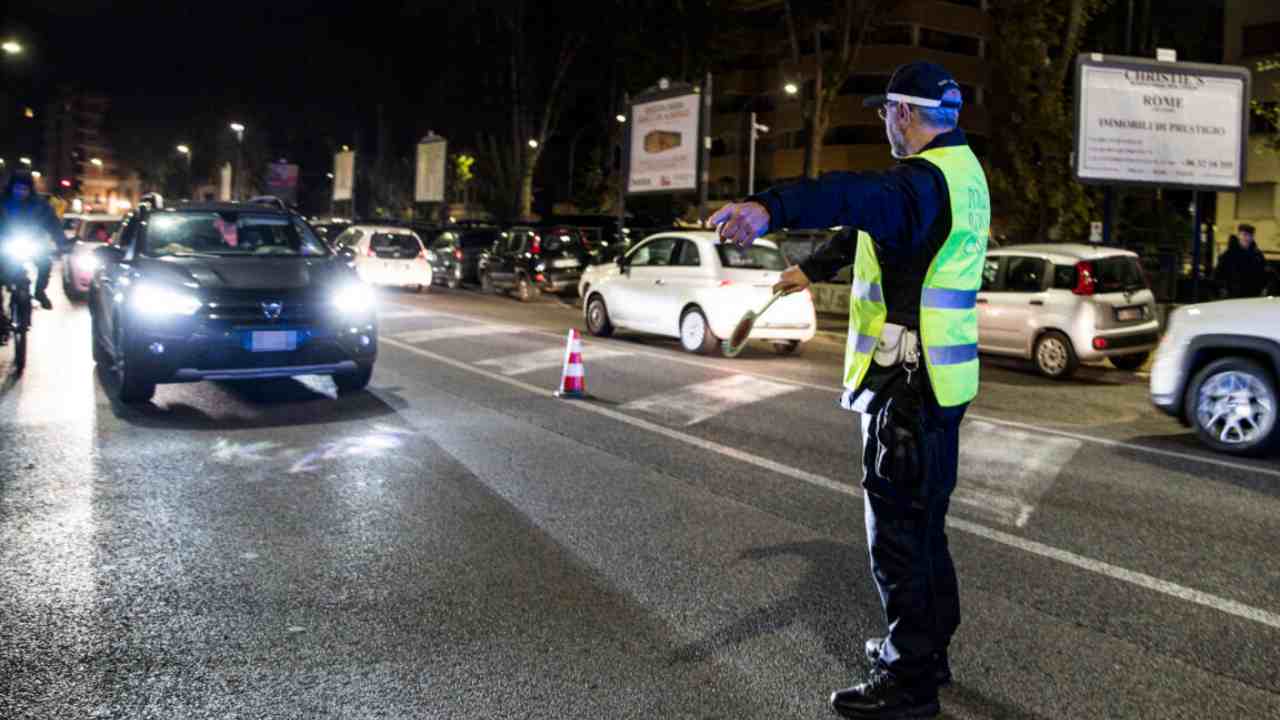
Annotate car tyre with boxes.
[515,274,540,303]
[772,340,802,356]
[1109,352,1149,371]
[334,363,374,395]
[447,267,462,290]
[680,307,719,355]
[90,303,110,365]
[1033,330,1078,379]
[481,270,496,294]
[585,295,613,338]
[1184,357,1277,456]
[113,319,156,404]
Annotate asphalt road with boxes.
[2,276,1278,719]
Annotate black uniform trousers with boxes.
[858,365,966,685]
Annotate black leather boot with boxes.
[830,668,940,719]
[864,637,952,687]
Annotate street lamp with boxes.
[528,139,539,149]
[615,114,626,123]
[229,123,245,199]
[90,157,104,177]
[784,82,799,96]
[2,40,21,56]
[19,157,31,166]
[176,145,192,198]
[747,115,770,196]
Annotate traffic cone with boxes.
[555,328,587,399]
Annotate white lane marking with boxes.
[379,309,445,320]
[383,336,1280,631]
[392,325,524,343]
[622,374,800,427]
[956,421,1081,528]
[476,346,628,376]
[388,303,1280,480]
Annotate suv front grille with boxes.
[203,297,320,325]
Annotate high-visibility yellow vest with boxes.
[843,144,990,407]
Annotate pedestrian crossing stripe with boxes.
[476,346,627,376]
[621,374,800,427]
[392,325,525,343]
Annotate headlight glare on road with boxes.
[333,282,376,313]
[132,283,202,316]
[4,234,41,263]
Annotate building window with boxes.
[839,74,892,96]
[1237,183,1275,219]
[919,27,983,57]
[867,23,913,46]
[1242,22,1280,58]
[823,125,885,146]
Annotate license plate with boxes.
[250,331,297,352]
[1117,307,1143,322]
[552,258,580,269]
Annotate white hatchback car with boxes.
[979,244,1160,378]
[61,214,123,299]
[1151,297,1279,456]
[581,232,816,355]
[331,224,434,292]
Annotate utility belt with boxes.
[841,323,922,414]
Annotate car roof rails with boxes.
[247,195,289,212]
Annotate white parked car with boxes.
[1151,297,1279,456]
[581,231,816,355]
[61,214,123,299]
[331,224,434,292]
[979,244,1160,378]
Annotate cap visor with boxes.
[862,94,887,108]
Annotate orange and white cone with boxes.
[554,328,587,399]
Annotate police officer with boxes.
[711,62,988,720]
[1,170,61,309]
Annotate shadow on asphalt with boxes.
[671,539,1053,720]
[979,360,1124,388]
[96,365,398,431]
[1119,432,1280,494]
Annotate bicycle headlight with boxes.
[4,234,41,263]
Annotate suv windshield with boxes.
[83,220,120,243]
[541,229,584,253]
[717,243,787,270]
[1095,256,1147,293]
[429,231,458,250]
[142,212,329,258]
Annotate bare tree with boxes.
[782,0,883,179]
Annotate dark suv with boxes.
[89,202,377,403]
[478,226,591,302]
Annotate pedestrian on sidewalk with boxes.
[1214,224,1268,298]
[711,62,989,720]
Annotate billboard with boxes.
[415,136,447,203]
[627,91,701,194]
[1073,54,1250,191]
[333,150,355,201]
[267,162,299,205]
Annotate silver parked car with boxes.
[978,244,1160,378]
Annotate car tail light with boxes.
[1093,337,1108,350]
[530,235,542,255]
[454,249,463,260]
[1073,261,1096,295]
[366,245,376,257]
[534,273,546,283]
[718,280,733,287]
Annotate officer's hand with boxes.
[773,265,811,296]
[709,201,770,249]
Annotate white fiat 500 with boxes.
[581,231,816,355]
[331,224,434,292]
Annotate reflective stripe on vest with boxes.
[842,143,990,407]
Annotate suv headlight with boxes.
[333,282,376,313]
[132,283,202,316]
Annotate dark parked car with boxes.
[89,203,377,403]
[420,228,465,289]
[478,225,591,301]
[455,226,503,284]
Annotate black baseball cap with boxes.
[863,62,963,110]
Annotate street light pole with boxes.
[229,123,245,200]
[176,145,192,199]
[747,112,770,197]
